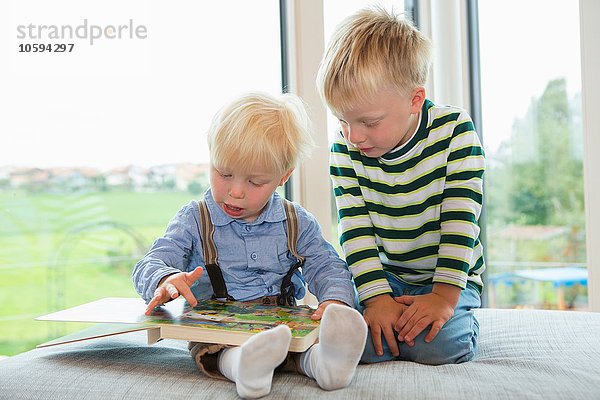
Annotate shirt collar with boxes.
[379,99,432,162]
[203,189,286,227]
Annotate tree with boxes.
[485,78,585,262]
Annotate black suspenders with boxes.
[198,200,235,301]
[197,198,305,305]
[278,200,305,306]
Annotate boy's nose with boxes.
[346,125,367,146]
[228,184,244,199]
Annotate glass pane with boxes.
[0,0,281,356]
[479,0,586,310]
[324,0,407,251]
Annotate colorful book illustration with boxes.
[36,297,320,352]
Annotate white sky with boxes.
[478,0,581,152]
[0,0,582,169]
[0,0,281,170]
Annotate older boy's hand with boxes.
[310,300,348,320]
[144,267,203,315]
[363,294,407,357]
[393,285,458,345]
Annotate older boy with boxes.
[317,7,485,365]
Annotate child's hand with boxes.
[144,267,204,315]
[310,300,348,320]
[393,292,455,345]
[363,295,408,357]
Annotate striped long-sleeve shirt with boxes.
[330,99,485,303]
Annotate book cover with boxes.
[36,323,153,348]
[36,297,320,352]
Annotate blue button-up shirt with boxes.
[132,190,355,307]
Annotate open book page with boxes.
[36,297,151,324]
[152,300,319,337]
[152,300,320,351]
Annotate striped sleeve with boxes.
[330,141,392,303]
[434,114,485,288]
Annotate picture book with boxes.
[36,297,320,352]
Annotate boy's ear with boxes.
[279,169,294,186]
[410,86,426,114]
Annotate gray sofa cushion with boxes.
[1,308,600,399]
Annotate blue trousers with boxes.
[358,272,481,365]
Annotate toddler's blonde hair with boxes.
[207,92,314,176]
[317,6,432,115]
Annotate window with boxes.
[0,0,282,356]
[320,0,589,311]
[2,1,594,360]
[478,0,587,310]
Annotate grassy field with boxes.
[0,190,194,356]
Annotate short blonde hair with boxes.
[317,6,432,115]
[207,92,315,176]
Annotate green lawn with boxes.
[0,191,194,356]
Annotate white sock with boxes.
[299,304,368,391]
[218,324,292,399]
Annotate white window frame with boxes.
[282,0,332,232]
[580,0,600,312]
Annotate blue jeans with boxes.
[358,272,480,365]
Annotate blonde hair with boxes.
[207,92,315,176]
[316,6,432,115]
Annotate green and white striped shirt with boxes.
[330,99,485,303]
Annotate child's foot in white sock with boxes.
[300,304,368,391]
[218,324,292,399]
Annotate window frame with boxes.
[580,0,600,311]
